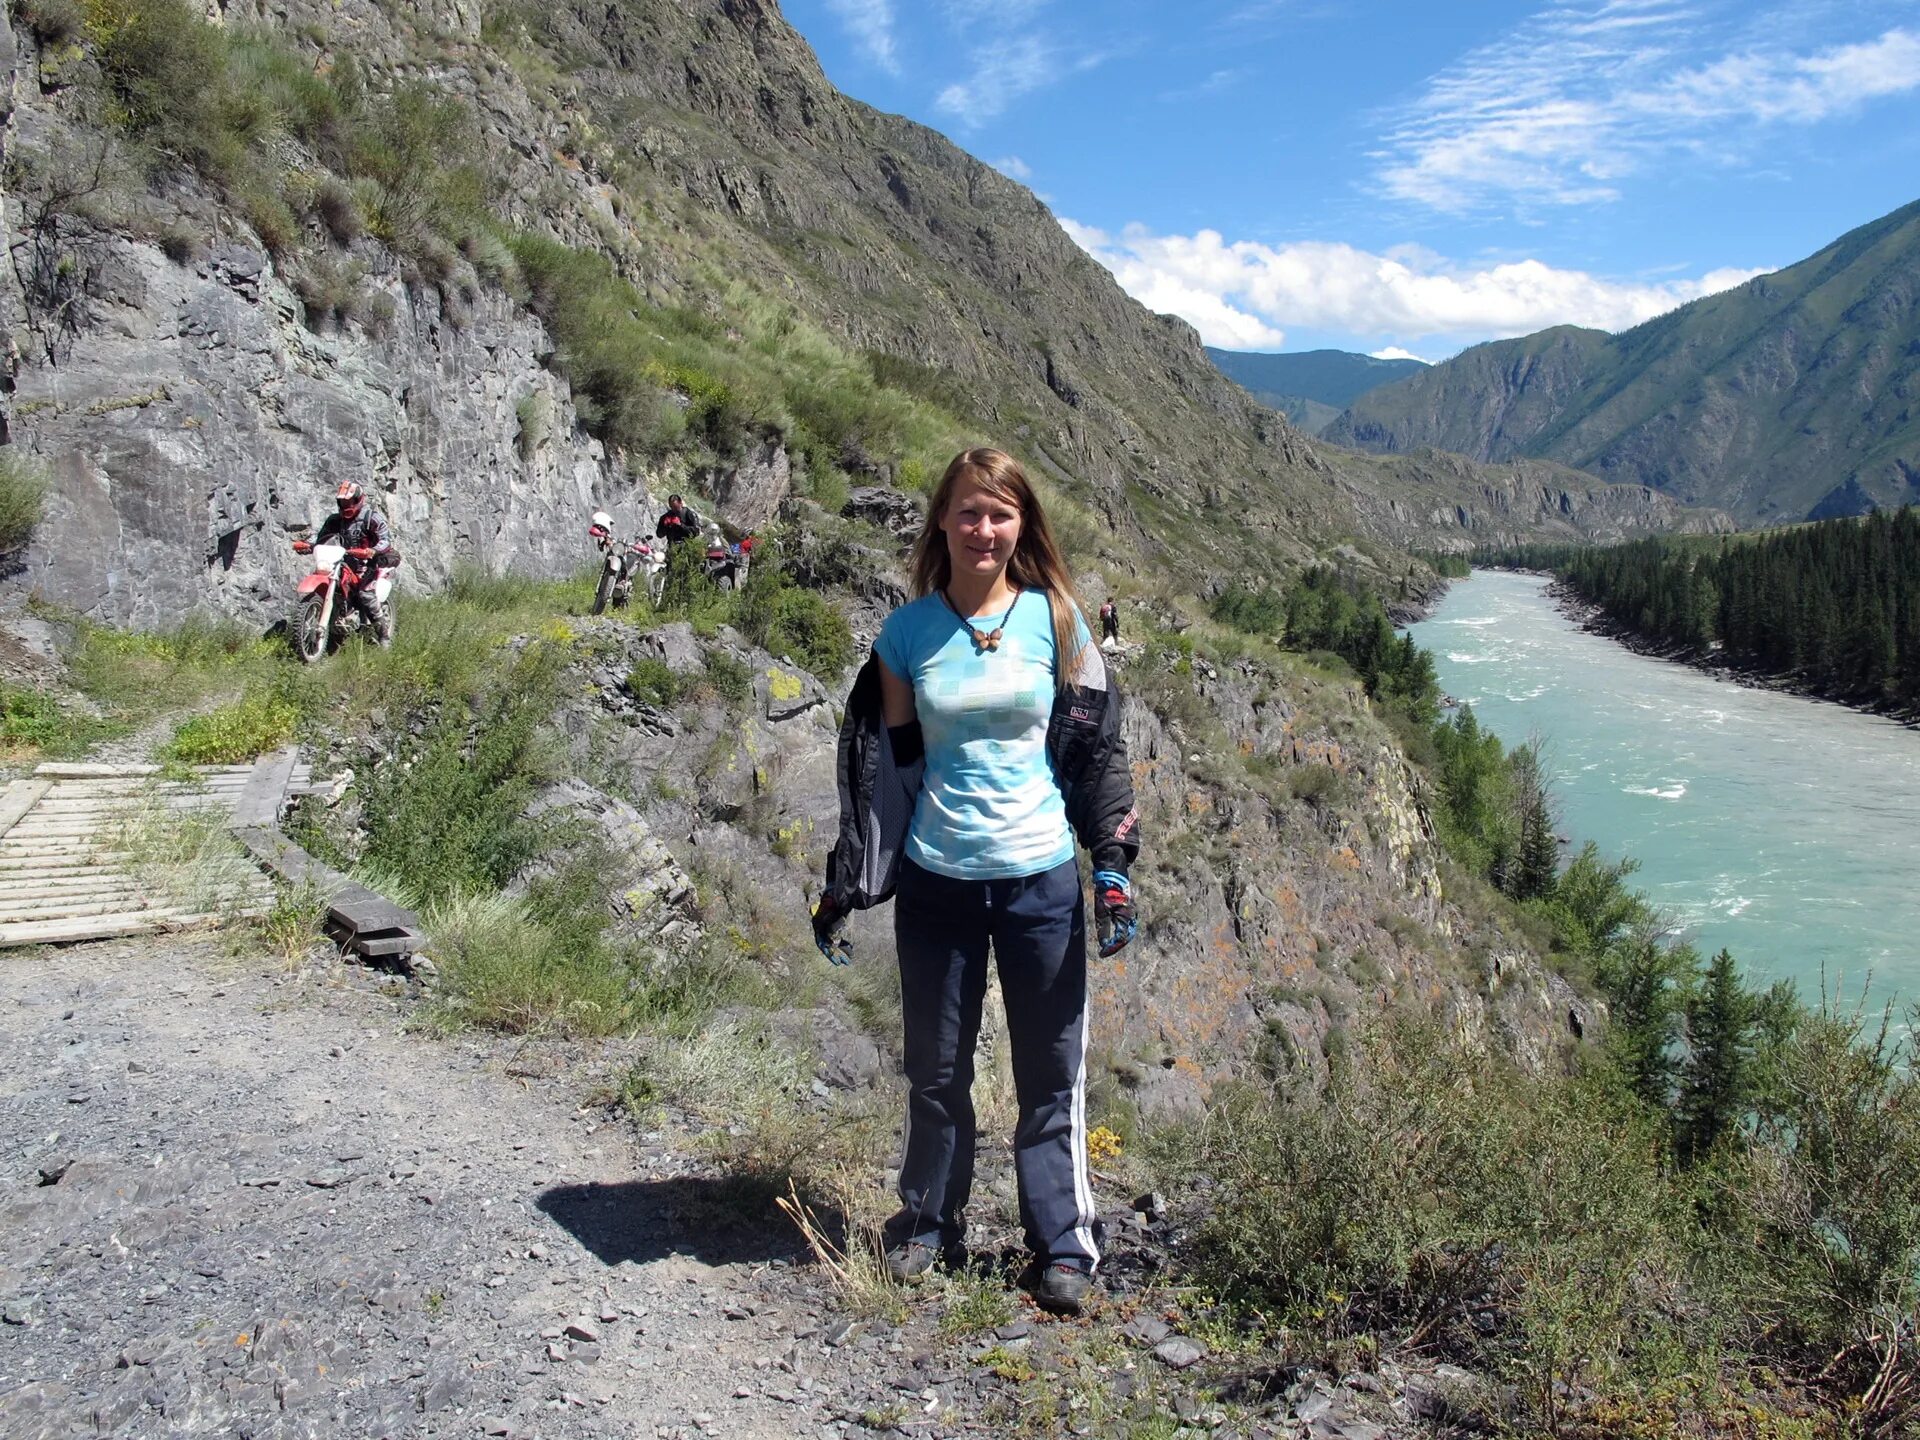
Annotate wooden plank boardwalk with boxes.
[0,757,314,946]
[0,751,421,959]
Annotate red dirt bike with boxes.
[704,534,755,591]
[289,540,397,662]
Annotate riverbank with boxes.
[1526,572,1920,730]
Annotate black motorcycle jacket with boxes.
[655,506,701,544]
[317,505,394,570]
[821,635,1141,914]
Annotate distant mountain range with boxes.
[1324,200,1920,525]
[1205,348,1427,434]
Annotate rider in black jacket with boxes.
[311,481,395,644]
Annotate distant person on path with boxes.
[654,493,702,547]
[1099,598,1120,646]
[811,447,1141,1316]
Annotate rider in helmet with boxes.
[313,481,396,644]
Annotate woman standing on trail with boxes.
[812,447,1141,1316]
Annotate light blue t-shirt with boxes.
[876,590,1090,880]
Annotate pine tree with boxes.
[1508,743,1558,900]
[1676,948,1754,1163]
[1601,934,1696,1113]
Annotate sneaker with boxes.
[883,1241,963,1285]
[1024,1260,1094,1316]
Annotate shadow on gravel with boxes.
[537,1178,819,1268]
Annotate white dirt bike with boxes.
[589,512,666,614]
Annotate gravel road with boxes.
[0,938,872,1440]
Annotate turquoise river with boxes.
[1406,569,1920,1007]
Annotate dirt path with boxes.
[0,938,867,1440]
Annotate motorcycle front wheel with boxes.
[291,592,331,664]
[591,562,616,616]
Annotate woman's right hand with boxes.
[813,892,852,965]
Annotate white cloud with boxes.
[936,36,1054,121]
[824,0,900,75]
[1658,28,1920,123]
[1379,2,1920,213]
[935,35,1111,125]
[991,155,1034,179]
[943,0,1051,22]
[1370,347,1432,364]
[1064,218,1768,349]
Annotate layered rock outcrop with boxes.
[11,234,635,628]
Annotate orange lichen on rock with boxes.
[1273,880,1303,924]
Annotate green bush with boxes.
[799,463,851,517]
[0,451,49,552]
[0,683,116,757]
[735,538,854,678]
[17,0,83,45]
[1177,1015,1682,1422]
[759,587,853,678]
[626,658,682,707]
[701,648,752,707]
[655,534,710,613]
[162,686,299,764]
[85,0,231,171]
[1714,1002,1920,1418]
[357,645,562,903]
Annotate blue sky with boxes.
[780,0,1920,360]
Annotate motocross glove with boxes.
[812,891,852,966]
[291,540,313,554]
[349,546,376,559]
[1093,870,1137,958]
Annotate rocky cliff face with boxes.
[10,231,637,628]
[1337,449,1734,552]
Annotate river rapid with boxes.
[1407,570,1920,1009]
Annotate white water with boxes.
[1408,570,1920,1008]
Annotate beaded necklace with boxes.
[942,587,1021,654]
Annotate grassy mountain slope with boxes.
[1326,200,1920,524]
[1207,346,1426,433]
[481,0,1718,555]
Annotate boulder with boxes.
[761,1007,886,1091]
[511,779,700,945]
[842,485,922,541]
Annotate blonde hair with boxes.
[909,448,1087,688]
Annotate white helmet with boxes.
[591,510,614,529]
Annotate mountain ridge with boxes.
[1325,200,1920,524]
[1206,346,1426,434]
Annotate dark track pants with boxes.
[885,856,1099,1268]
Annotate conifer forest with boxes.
[1482,507,1920,716]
